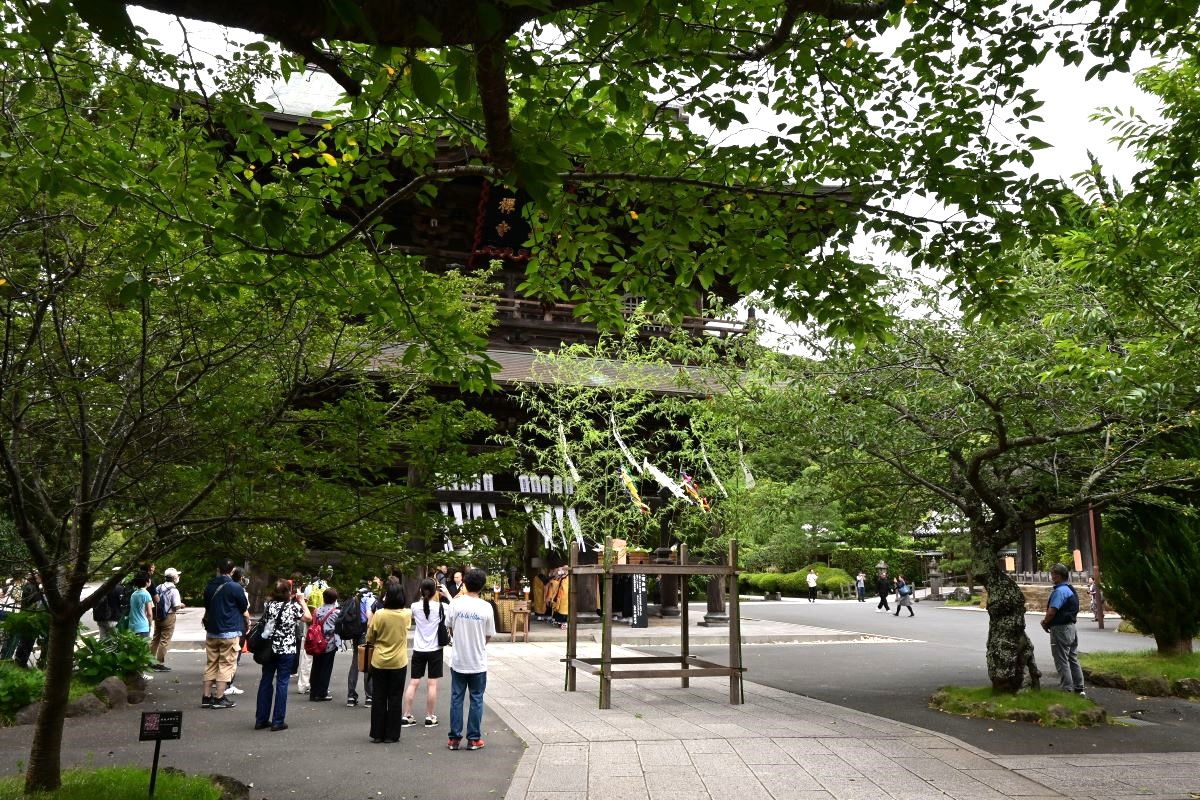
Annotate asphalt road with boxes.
[641,598,1200,756]
[0,649,524,800]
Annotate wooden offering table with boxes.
[564,538,744,709]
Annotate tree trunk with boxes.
[1155,634,1194,655]
[24,610,79,793]
[983,569,1041,693]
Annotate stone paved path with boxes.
[484,642,1200,800]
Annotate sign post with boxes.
[139,711,182,797]
[630,573,648,628]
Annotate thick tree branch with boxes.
[474,38,515,171]
[278,36,362,97]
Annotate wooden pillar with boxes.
[565,546,578,692]
[576,548,601,625]
[600,537,614,709]
[679,543,690,688]
[728,540,743,704]
[658,496,679,617]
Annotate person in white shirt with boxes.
[401,578,446,727]
[806,569,819,603]
[445,568,495,751]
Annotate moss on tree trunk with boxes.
[984,569,1041,693]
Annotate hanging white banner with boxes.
[566,507,585,550]
[699,439,729,498]
[558,422,582,483]
[643,458,687,500]
[610,411,642,473]
[525,504,552,548]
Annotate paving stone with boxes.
[588,775,649,800]
[682,738,735,755]
[732,738,794,764]
[750,763,825,793]
[962,768,1061,796]
[528,768,589,794]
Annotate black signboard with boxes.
[630,573,648,628]
[139,711,182,742]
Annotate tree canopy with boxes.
[11,1,1200,341]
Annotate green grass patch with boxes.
[944,596,982,606]
[0,766,221,800]
[930,685,1106,728]
[1079,650,1200,684]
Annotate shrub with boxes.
[820,569,854,595]
[75,631,154,684]
[777,571,805,595]
[0,662,45,721]
[757,573,781,593]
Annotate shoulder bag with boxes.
[248,601,286,664]
[437,601,452,648]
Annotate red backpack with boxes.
[304,607,334,655]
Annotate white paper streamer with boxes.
[699,440,729,498]
[526,504,552,548]
[610,411,642,473]
[566,507,584,550]
[452,503,464,526]
[643,458,687,500]
[558,422,582,483]
[738,433,756,489]
[518,474,530,493]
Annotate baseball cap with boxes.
[164,567,181,580]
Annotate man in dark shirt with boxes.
[202,558,248,709]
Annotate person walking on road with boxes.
[366,580,412,743]
[255,580,310,732]
[805,569,819,603]
[855,571,866,602]
[1041,563,1085,696]
[893,575,915,617]
[446,568,495,751]
[402,578,446,728]
[1086,576,1102,622]
[875,570,891,613]
[150,568,185,671]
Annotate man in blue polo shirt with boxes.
[202,558,248,709]
[1040,563,1085,696]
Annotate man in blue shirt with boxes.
[1040,563,1085,696]
[127,575,153,639]
[202,559,249,709]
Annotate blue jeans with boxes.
[256,652,296,726]
[449,669,487,741]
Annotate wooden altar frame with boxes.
[564,537,744,709]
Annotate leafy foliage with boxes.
[0,663,46,722]
[74,632,156,683]
[1103,500,1200,654]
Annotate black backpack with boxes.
[337,593,364,639]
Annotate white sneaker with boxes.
[225,685,244,695]
[425,715,438,727]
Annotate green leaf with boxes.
[409,59,441,106]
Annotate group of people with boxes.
[200,559,496,749]
[852,570,916,616]
[90,564,188,675]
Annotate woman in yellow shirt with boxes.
[365,580,413,743]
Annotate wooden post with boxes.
[566,546,578,692]
[679,543,690,688]
[728,540,743,704]
[600,536,614,709]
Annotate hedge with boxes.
[740,566,854,597]
[829,547,924,585]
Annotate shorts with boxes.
[410,649,443,679]
[203,637,241,682]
